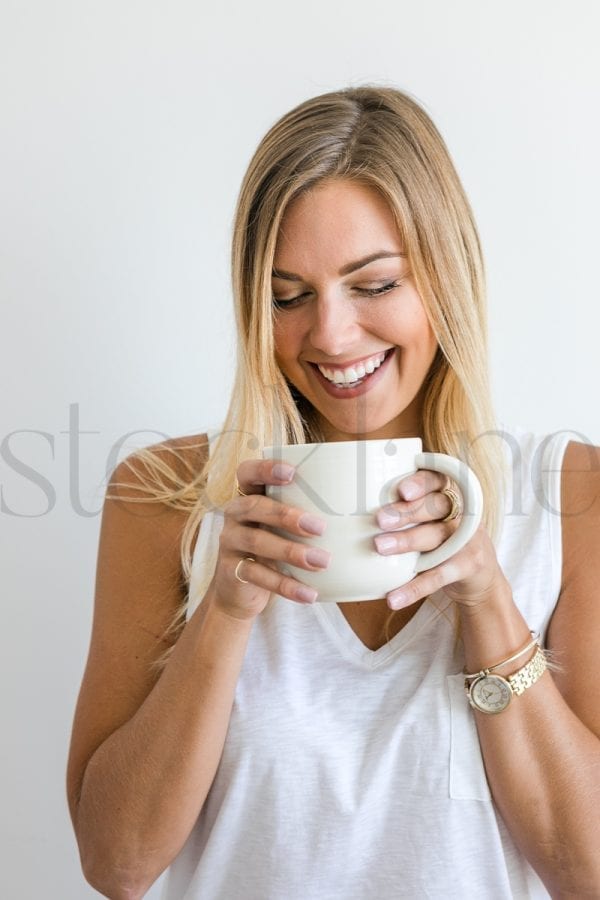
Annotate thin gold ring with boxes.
[234,556,256,584]
[441,486,463,522]
[236,480,247,497]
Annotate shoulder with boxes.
[111,432,210,502]
[545,440,600,736]
[100,431,211,609]
[101,432,211,624]
[96,431,211,644]
[561,439,600,521]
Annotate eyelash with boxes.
[272,280,403,310]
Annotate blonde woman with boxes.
[67,87,600,899]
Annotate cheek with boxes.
[417,319,438,352]
[422,317,439,355]
[273,331,299,380]
[399,301,436,348]
[273,317,305,360]
[375,303,436,350]
[388,312,438,371]
[273,322,291,359]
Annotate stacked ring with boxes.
[441,486,463,522]
[234,556,256,584]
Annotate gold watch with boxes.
[464,646,548,715]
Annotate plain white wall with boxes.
[1,1,598,897]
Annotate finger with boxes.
[229,555,319,605]
[374,521,455,556]
[226,493,327,537]
[376,489,457,529]
[395,470,448,502]
[386,558,464,610]
[236,458,295,496]
[223,521,331,572]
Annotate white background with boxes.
[1,1,598,897]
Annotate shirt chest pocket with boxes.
[446,673,492,802]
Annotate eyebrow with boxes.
[271,251,406,281]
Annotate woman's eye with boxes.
[272,280,403,310]
[272,293,309,310]
[357,280,403,297]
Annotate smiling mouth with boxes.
[310,348,394,387]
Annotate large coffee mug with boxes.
[264,438,483,602]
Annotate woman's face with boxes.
[272,179,439,441]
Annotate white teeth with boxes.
[317,351,388,385]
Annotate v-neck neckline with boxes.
[311,591,450,670]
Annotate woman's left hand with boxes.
[374,468,507,611]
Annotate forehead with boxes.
[273,179,402,272]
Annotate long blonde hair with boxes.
[111,84,505,642]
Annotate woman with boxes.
[67,86,600,899]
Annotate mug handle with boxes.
[412,452,484,573]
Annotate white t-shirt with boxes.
[160,427,573,899]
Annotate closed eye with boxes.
[359,280,403,297]
[272,280,403,310]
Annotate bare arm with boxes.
[457,440,600,897]
[67,438,253,899]
[67,443,329,899]
[71,587,253,899]
[376,440,600,896]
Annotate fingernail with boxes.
[299,513,326,535]
[399,480,418,500]
[273,463,295,481]
[296,585,318,604]
[306,547,331,569]
[374,534,396,554]
[388,589,409,610]
[377,508,401,528]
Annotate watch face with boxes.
[469,675,512,714]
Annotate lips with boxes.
[316,350,388,385]
[309,348,395,399]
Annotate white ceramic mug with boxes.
[264,438,483,602]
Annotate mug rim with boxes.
[263,437,423,456]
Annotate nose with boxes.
[308,294,361,358]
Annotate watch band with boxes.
[507,645,547,696]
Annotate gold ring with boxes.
[441,486,463,522]
[234,556,256,584]
[236,480,247,497]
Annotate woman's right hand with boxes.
[209,459,331,621]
